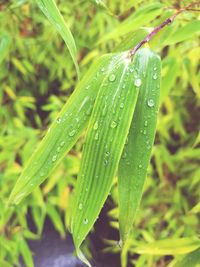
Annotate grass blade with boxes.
[118,48,161,243]
[8,54,115,205]
[134,237,200,255]
[36,0,79,77]
[0,32,11,64]
[98,3,163,44]
[70,50,154,266]
[174,247,200,267]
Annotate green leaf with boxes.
[134,237,200,255]
[70,49,156,266]
[118,48,161,243]
[174,248,200,267]
[36,0,79,77]
[8,53,115,205]
[98,3,163,44]
[19,239,34,267]
[161,57,179,103]
[46,203,65,237]
[0,32,11,64]
[164,20,200,45]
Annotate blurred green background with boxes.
[0,0,199,266]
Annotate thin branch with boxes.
[129,1,200,56]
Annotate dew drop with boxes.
[83,218,88,225]
[138,164,142,169]
[134,78,142,87]
[101,67,105,72]
[104,159,108,165]
[78,203,83,210]
[93,121,98,130]
[109,74,116,82]
[69,130,76,137]
[153,67,157,71]
[147,99,155,107]
[143,129,147,135]
[110,121,117,128]
[94,132,99,140]
[60,141,65,147]
[86,105,93,115]
[40,171,45,177]
[144,120,148,126]
[120,103,124,109]
[57,146,61,153]
[153,73,157,80]
[56,117,61,123]
[130,68,134,73]
[52,155,57,162]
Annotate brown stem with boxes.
[129,1,200,56]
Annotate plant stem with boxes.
[129,1,200,56]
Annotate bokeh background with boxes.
[0,0,200,266]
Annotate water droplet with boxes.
[101,67,105,72]
[105,151,110,157]
[94,132,99,140]
[69,130,76,137]
[52,155,57,162]
[118,240,123,248]
[95,175,99,179]
[134,78,142,87]
[123,84,126,89]
[57,146,61,153]
[120,103,124,109]
[122,152,127,159]
[143,129,147,135]
[130,68,134,73]
[110,121,117,128]
[153,73,157,80]
[104,159,108,165]
[147,99,155,107]
[78,203,83,210]
[85,85,90,90]
[153,67,157,71]
[56,117,61,123]
[40,171,45,177]
[144,121,148,126]
[60,141,65,147]
[93,121,98,130]
[138,164,142,168]
[83,218,88,225]
[109,74,116,82]
[86,105,93,115]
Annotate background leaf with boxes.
[36,0,79,76]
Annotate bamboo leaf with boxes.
[134,237,200,255]
[36,0,79,77]
[70,49,155,266]
[164,20,200,45]
[8,54,115,205]
[98,3,163,44]
[174,248,200,267]
[0,32,11,64]
[19,239,34,267]
[118,48,161,243]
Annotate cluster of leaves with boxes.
[0,0,199,266]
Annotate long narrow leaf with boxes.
[118,48,161,243]
[8,54,116,205]
[0,32,11,64]
[70,49,155,266]
[98,3,163,44]
[36,0,79,77]
[134,237,200,255]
